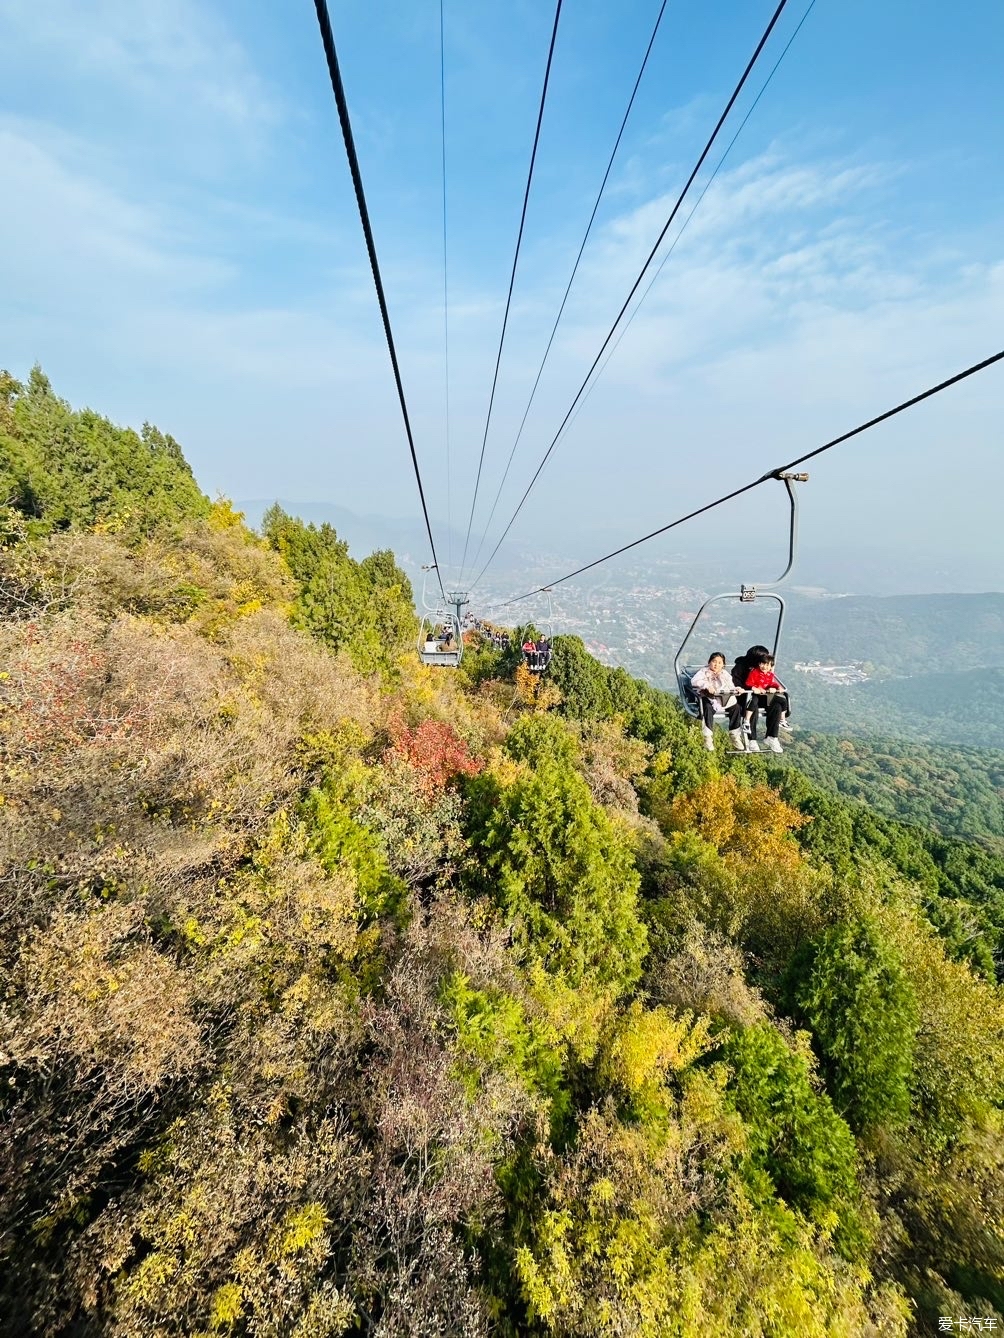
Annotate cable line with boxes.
[502,347,1004,603]
[561,0,818,446]
[471,0,791,589]
[458,0,564,581]
[311,0,446,600]
[439,0,453,568]
[466,0,672,578]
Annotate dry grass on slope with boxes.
[1,604,375,938]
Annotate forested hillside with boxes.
[785,592,1004,670]
[4,373,1004,1337]
[789,666,1004,750]
[778,730,1004,844]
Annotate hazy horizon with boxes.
[237,496,1004,601]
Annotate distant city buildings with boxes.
[476,567,876,692]
[793,661,871,685]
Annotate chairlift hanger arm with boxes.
[765,470,808,587]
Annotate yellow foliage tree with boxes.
[657,777,827,956]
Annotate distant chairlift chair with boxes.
[417,568,468,668]
[515,589,555,673]
[674,473,808,725]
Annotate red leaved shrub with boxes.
[385,716,482,796]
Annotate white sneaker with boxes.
[728,729,746,752]
[701,725,715,752]
[764,736,783,754]
[779,720,793,733]
[745,739,760,753]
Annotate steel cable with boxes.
[458,0,564,581]
[465,0,673,578]
[312,0,446,600]
[471,0,791,589]
[502,348,1004,603]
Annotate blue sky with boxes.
[2,0,1003,594]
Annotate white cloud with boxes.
[554,146,994,391]
[0,0,281,139]
[456,142,1004,566]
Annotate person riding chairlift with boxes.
[734,645,791,754]
[690,651,745,752]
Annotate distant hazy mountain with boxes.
[237,499,527,578]
[238,501,1004,598]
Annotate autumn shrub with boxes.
[658,776,828,965]
[515,1101,717,1337]
[384,713,483,796]
[882,902,1004,1147]
[0,590,376,934]
[576,717,652,813]
[358,754,469,893]
[646,923,770,1030]
[866,1114,1004,1328]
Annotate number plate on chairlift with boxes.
[740,585,757,602]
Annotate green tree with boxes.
[263,505,414,675]
[788,916,919,1133]
[719,1023,868,1260]
[547,635,614,721]
[463,719,646,993]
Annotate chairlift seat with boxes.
[525,648,552,673]
[419,645,462,667]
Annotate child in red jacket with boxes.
[743,654,792,751]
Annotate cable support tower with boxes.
[465,0,672,579]
[558,0,818,448]
[502,347,1004,603]
[311,0,446,602]
[470,0,791,590]
[458,0,564,582]
[439,0,453,568]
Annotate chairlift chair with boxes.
[505,589,554,672]
[525,588,555,672]
[417,569,468,668]
[675,473,808,721]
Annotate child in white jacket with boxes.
[690,652,746,752]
